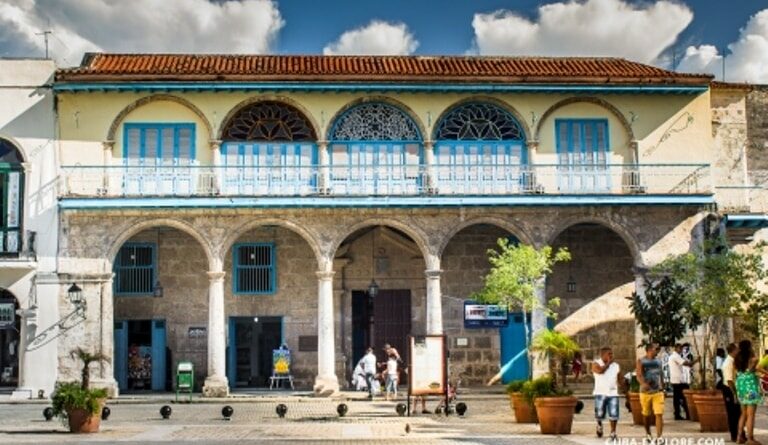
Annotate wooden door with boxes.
[372,289,411,368]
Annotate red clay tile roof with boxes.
[55,53,713,85]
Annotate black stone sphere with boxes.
[276,403,288,418]
[574,400,584,414]
[222,405,234,420]
[336,403,348,417]
[160,405,172,419]
[43,407,54,421]
[101,406,111,420]
[395,403,407,416]
[455,402,467,416]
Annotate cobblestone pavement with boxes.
[0,393,765,444]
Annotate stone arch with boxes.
[106,218,217,272]
[324,96,427,142]
[220,218,325,271]
[547,216,642,268]
[105,94,214,142]
[431,96,532,142]
[331,218,434,269]
[437,217,533,258]
[218,95,321,142]
[0,135,28,163]
[534,97,634,142]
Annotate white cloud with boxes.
[471,0,692,64]
[0,0,284,66]
[323,20,418,56]
[677,9,768,83]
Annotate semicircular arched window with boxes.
[328,103,422,195]
[433,103,528,195]
[0,139,24,254]
[219,101,318,196]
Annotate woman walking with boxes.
[735,340,764,445]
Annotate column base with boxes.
[313,375,339,397]
[202,376,229,398]
[89,378,120,398]
[10,389,33,400]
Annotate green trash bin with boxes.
[176,361,194,402]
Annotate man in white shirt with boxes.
[592,346,621,441]
[668,343,698,420]
[720,343,742,442]
[358,347,377,399]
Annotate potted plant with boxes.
[529,329,580,434]
[628,276,701,422]
[506,379,537,423]
[653,234,768,432]
[52,348,110,433]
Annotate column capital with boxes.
[526,140,540,149]
[316,270,335,281]
[424,269,442,279]
[423,140,435,149]
[317,140,329,147]
[102,140,115,150]
[207,271,226,281]
[21,162,32,173]
[209,139,223,150]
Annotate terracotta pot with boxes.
[628,392,656,426]
[508,392,538,423]
[683,389,703,421]
[533,396,577,435]
[692,390,728,432]
[66,399,105,433]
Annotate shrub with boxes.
[51,382,108,418]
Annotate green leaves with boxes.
[51,382,108,418]
[628,276,701,347]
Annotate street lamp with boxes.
[67,283,83,307]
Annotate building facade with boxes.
[44,54,733,397]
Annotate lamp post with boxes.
[67,283,83,306]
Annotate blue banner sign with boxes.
[463,301,509,328]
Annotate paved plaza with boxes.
[0,391,765,444]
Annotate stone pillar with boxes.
[423,140,436,193]
[633,270,648,359]
[425,269,443,335]
[531,278,548,378]
[102,140,114,194]
[317,140,330,194]
[203,271,228,397]
[209,139,222,194]
[525,140,540,192]
[314,270,339,396]
[97,274,116,393]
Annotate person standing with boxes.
[720,343,743,443]
[358,347,377,400]
[636,343,665,443]
[734,340,764,445]
[384,353,399,401]
[669,343,698,420]
[592,347,620,441]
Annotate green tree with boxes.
[472,238,570,379]
[653,236,768,388]
[628,276,702,347]
[530,329,580,389]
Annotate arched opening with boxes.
[0,139,24,255]
[547,223,635,375]
[328,102,423,195]
[219,101,318,195]
[335,225,426,388]
[0,290,20,388]
[441,224,523,386]
[222,224,319,389]
[112,226,210,393]
[433,102,528,194]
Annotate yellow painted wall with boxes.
[56,90,714,167]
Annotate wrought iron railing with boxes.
[59,163,712,198]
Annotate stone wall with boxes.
[747,86,768,182]
[711,89,748,187]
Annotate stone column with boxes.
[525,140,540,192]
[209,139,222,194]
[314,270,339,396]
[317,140,330,194]
[202,271,228,397]
[425,269,443,335]
[530,278,548,378]
[423,140,436,193]
[98,274,116,394]
[633,269,648,359]
[102,140,114,194]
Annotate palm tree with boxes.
[70,347,110,390]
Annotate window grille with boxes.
[329,103,421,141]
[435,103,524,141]
[221,102,316,142]
[114,243,156,295]
[234,243,276,294]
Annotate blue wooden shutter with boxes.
[151,319,166,391]
[227,318,236,388]
[114,320,128,391]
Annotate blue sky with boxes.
[0,0,767,82]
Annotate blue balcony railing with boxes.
[59,163,712,198]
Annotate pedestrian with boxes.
[636,343,665,443]
[719,343,743,443]
[385,353,399,401]
[682,343,695,386]
[715,347,726,387]
[734,340,764,445]
[571,351,583,382]
[383,343,402,362]
[592,347,620,441]
[358,347,377,400]
[668,343,698,420]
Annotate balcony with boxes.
[59,163,713,208]
[716,185,768,214]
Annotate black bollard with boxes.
[336,403,348,417]
[395,403,407,416]
[101,406,111,420]
[43,407,54,421]
[160,405,172,419]
[276,403,287,418]
[574,400,584,414]
[221,405,233,420]
[455,402,467,416]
